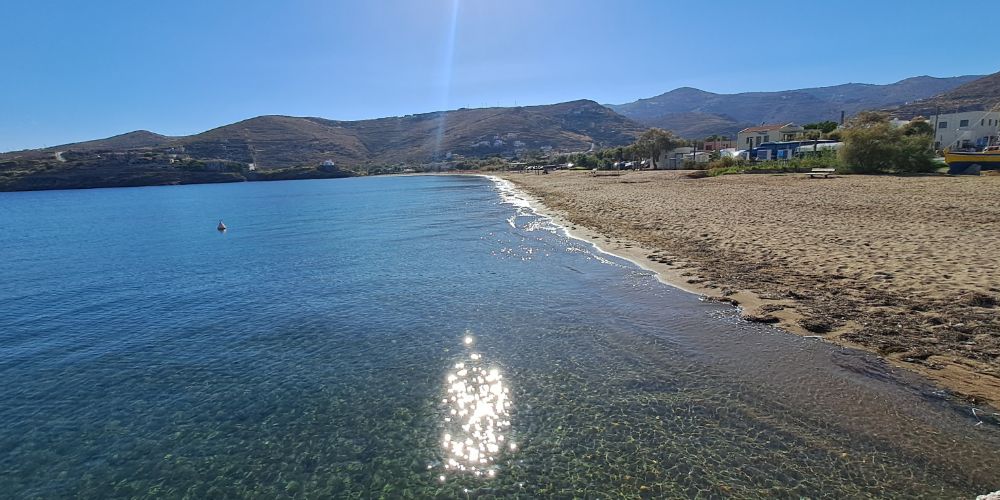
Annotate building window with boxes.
[960,119,969,127]
[938,121,948,129]
[763,135,770,142]
[982,119,986,126]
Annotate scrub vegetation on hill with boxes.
[0,100,645,191]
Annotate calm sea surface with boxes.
[0,175,997,498]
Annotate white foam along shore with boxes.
[485,175,724,297]
[482,173,810,334]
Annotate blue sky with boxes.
[2,0,995,151]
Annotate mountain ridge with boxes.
[890,71,1000,117]
[608,75,984,137]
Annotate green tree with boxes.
[902,118,934,137]
[804,120,840,134]
[839,113,935,174]
[634,128,683,169]
[568,152,600,169]
[803,129,822,140]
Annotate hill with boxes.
[609,75,982,138]
[183,100,642,168]
[644,112,753,140]
[0,100,644,191]
[890,71,1000,118]
[44,130,173,152]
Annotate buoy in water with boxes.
[217,221,227,231]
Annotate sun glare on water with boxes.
[439,333,514,479]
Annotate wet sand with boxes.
[498,170,1000,408]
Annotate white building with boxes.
[655,147,710,169]
[925,111,1000,150]
[737,123,806,149]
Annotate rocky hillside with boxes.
[0,100,643,191]
[187,100,640,167]
[890,71,1000,117]
[610,75,982,138]
[47,130,173,151]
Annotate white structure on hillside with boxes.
[924,111,1000,150]
[889,118,912,128]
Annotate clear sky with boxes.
[2,0,995,151]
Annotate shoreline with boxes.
[488,174,810,331]
[491,171,1000,410]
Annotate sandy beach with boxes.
[499,170,1000,408]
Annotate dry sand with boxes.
[499,170,1000,408]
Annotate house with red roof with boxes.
[737,123,806,149]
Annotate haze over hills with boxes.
[608,75,983,138]
[0,100,644,191]
[890,71,1000,117]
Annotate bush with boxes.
[706,156,753,176]
[839,114,935,174]
[706,151,843,177]
[706,156,739,170]
[794,151,842,170]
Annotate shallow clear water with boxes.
[0,175,997,498]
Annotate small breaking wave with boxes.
[485,175,628,265]
[486,176,532,214]
[486,176,558,234]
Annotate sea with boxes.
[0,174,997,498]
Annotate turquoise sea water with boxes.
[0,175,998,498]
